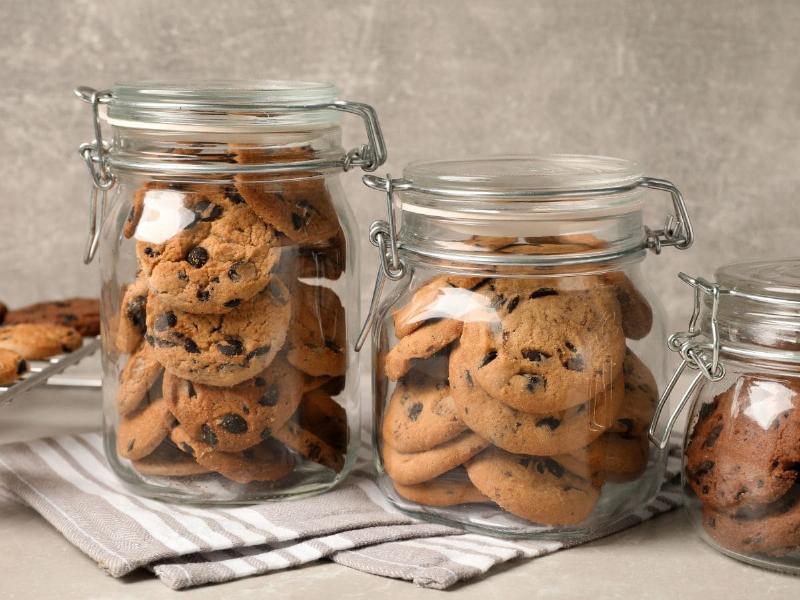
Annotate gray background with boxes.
[1,0,798,334]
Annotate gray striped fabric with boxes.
[0,432,682,589]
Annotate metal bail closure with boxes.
[75,86,115,264]
[649,273,726,449]
[641,177,694,254]
[355,174,408,352]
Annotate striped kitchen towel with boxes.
[0,431,682,589]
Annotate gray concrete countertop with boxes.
[1,385,799,599]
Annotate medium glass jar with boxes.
[75,81,386,502]
[360,155,693,537]
[654,259,800,573]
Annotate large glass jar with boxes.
[655,259,800,573]
[360,156,693,537]
[75,81,386,502]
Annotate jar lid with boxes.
[105,80,341,132]
[708,258,800,353]
[403,155,643,197]
[397,155,645,219]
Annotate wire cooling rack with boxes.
[0,337,101,406]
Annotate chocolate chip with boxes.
[143,246,155,257]
[407,402,423,421]
[525,374,546,392]
[217,337,244,356]
[200,424,218,446]
[224,299,241,308]
[465,370,473,387]
[246,345,271,360]
[258,384,279,406]
[254,377,266,387]
[491,294,507,309]
[698,401,717,423]
[187,247,209,268]
[517,457,532,468]
[228,263,242,281]
[219,413,248,434]
[506,296,520,313]
[242,404,250,415]
[522,349,550,362]
[186,381,196,397]
[177,269,188,281]
[151,337,177,348]
[480,350,498,367]
[565,354,585,372]
[703,423,723,449]
[154,312,177,331]
[126,296,147,332]
[183,338,200,354]
[227,190,245,204]
[192,199,223,222]
[324,338,342,352]
[530,287,557,299]
[542,458,565,478]
[564,341,576,352]
[692,460,715,479]
[536,416,561,430]
[291,212,304,230]
[127,439,135,452]
[196,290,210,302]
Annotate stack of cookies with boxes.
[0,298,98,385]
[114,151,349,485]
[686,376,800,557]
[380,267,658,526]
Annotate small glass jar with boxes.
[654,259,800,573]
[75,81,386,502]
[360,155,693,537]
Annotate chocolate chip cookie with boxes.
[381,431,490,486]
[273,418,345,473]
[392,275,485,338]
[116,276,148,354]
[701,489,800,556]
[461,279,625,413]
[609,349,658,437]
[449,342,623,456]
[137,187,283,314]
[0,323,82,360]
[116,394,176,460]
[170,426,295,484]
[393,469,491,507]
[286,282,346,377]
[606,271,653,340]
[276,228,346,281]
[384,319,463,381]
[466,447,601,525]
[381,370,466,453]
[297,389,348,455]
[558,433,649,484]
[0,348,26,385]
[163,355,303,452]
[116,343,163,416]
[4,298,100,336]
[131,440,212,477]
[233,147,340,244]
[145,278,291,386]
[686,376,800,513]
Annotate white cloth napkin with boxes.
[0,431,682,589]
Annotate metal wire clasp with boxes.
[355,174,408,351]
[641,177,694,254]
[75,86,115,264]
[649,273,726,449]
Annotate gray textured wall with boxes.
[1,0,798,337]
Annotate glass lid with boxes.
[403,155,643,196]
[707,258,800,354]
[104,80,341,131]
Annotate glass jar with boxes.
[359,155,693,537]
[654,259,800,573]
[75,81,386,502]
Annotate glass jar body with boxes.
[99,128,359,503]
[372,248,668,538]
[683,359,800,573]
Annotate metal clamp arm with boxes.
[641,177,694,253]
